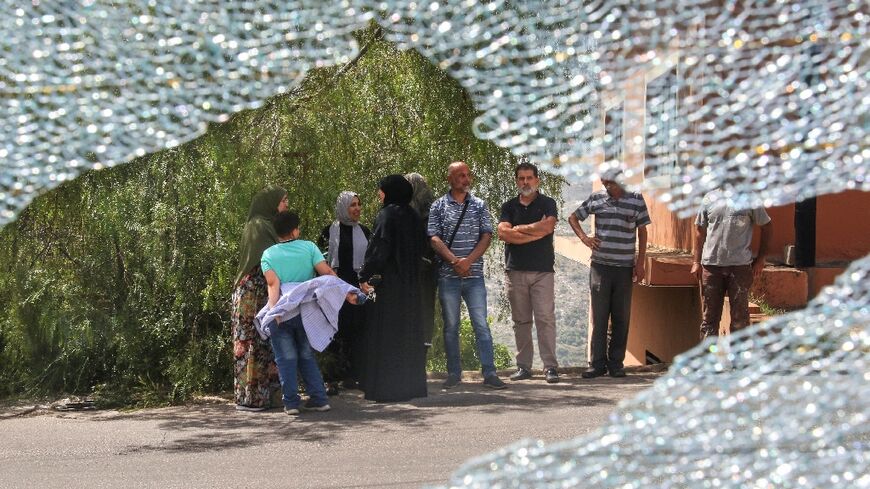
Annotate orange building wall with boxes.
[642,190,870,263]
[760,190,870,263]
[643,192,695,251]
[760,204,794,262]
[816,190,870,262]
[624,285,702,366]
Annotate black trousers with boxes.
[589,262,634,371]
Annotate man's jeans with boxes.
[699,264,753,339]
[438,276,497,378]
[269,314,328,409]
[589,262,634,372]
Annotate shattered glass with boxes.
[2,1,868,487]
[2,1,867,223]
[441,254,869,488]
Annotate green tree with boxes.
[0,25,560,404]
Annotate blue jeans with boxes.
[269,315,328,409]
[438,276,496,378]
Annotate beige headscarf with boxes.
[405,172,435,219]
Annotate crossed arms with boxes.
[497,216,557,244]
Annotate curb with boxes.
[426,363,670,380]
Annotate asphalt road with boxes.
[0,370,661,489]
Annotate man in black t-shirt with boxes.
[497,162,560,384]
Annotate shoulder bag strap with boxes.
[445,199,471,250]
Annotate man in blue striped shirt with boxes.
[428,161,506,390]
[568,168,651,378]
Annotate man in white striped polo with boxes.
[568,168,651,378]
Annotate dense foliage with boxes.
[0,26,560,404]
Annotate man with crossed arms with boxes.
[497,162,560,384]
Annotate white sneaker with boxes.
[284,407,300,415]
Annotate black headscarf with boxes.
[379,174,413,206]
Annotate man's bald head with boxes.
[448,161,467,177]
[447,161,472,194]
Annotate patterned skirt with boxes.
[231,268,280,408]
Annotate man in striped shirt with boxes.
[428,161,506,390]
[568,169,651,378]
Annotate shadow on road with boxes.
[78,373,659,454]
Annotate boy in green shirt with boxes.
[261,211,358,415]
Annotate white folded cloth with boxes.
[254,275,361,352]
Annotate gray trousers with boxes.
[589,262,634,371]
[505,270,558,370]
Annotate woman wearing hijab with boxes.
[232,185,288,411]
[405,173,438,349]
[317,191,371,392]
[358,175,428,402]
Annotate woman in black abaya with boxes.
[358,175,428,402]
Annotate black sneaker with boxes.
[235,404,267,412]
[544,368,560,384]
[509,367,532,381]
[609,368,626,378]
[442,374,461,390]
[581,368,608,379]
[302,400,331,412]
[483,375,507,389]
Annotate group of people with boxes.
[231,159,773,414]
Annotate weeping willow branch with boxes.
[241,25,385,167]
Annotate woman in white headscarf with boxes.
[317,191,371,392]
